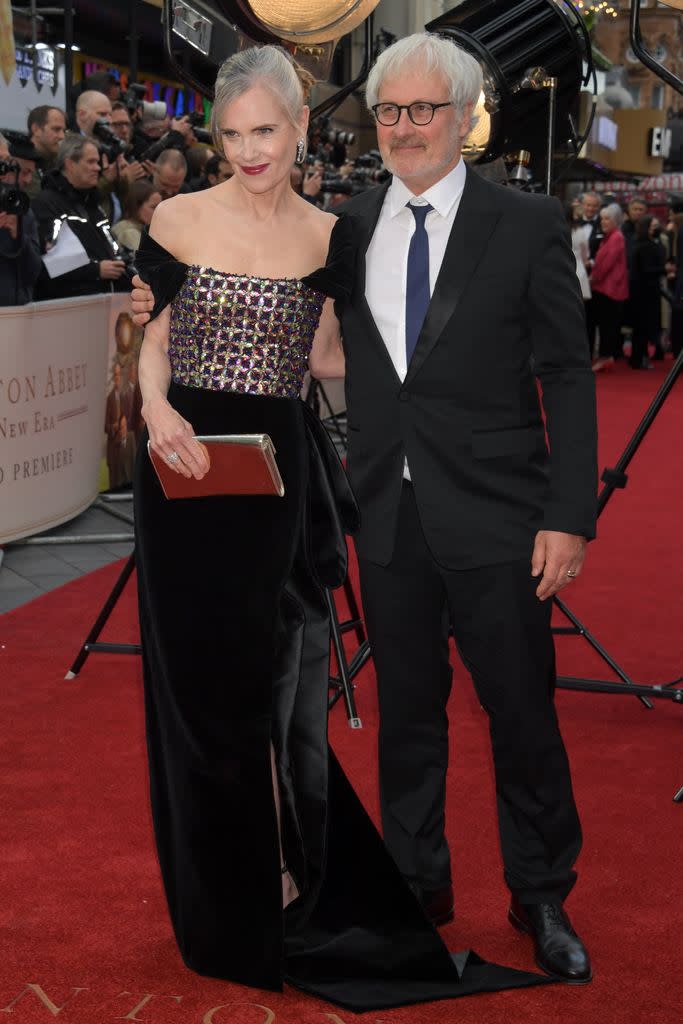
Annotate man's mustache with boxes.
[390,140,426,150]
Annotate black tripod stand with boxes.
[552,348,683,711]
[65,547,368,728]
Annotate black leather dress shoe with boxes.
[408,882,455,926]
[508,897,592,983]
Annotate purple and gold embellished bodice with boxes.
[168,267,325,399]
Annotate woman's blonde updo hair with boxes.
[211,45,314,150]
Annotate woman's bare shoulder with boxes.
[148,193,202,255]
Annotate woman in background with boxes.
[590,203,629,372]
[112,179,161,251]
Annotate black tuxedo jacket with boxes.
[338,168,598,570]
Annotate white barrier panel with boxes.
[0,294,112,544]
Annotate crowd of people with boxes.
[569,190,683,371]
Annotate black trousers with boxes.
[358,483,582,905]
[592,291,624,360]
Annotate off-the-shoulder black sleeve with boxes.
[300,214,355,303]
[133,230,189,322]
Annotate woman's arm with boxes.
[308,297,345,380]
[138,263,209,480]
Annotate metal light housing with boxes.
[427,0,589,166]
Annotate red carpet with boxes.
[1,358,681,1024]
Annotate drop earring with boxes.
[295,138,305,164]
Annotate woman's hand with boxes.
[131,274,153,326]
[143,396,210,479]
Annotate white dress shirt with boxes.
[364,158,467,477]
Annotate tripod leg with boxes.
[314,379,347,449]
[554,595,654,709]
[342,574,366,646]
[65,550,137,679]
[325,586,362,728]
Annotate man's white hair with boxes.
[365,33,482,130]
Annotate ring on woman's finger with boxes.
[566,569,577,578]
[166,450,179,464]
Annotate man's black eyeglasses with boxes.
[371,102,453,127]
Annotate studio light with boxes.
[166,0,380,89]
[427,0,591,169]
[217,0,380,45]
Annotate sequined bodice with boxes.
[169,267,325,398]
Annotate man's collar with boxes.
[388,158,466,219]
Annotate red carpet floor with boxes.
[1,358,681,1024]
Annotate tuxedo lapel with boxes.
[404,169,502,387]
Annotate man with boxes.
[32,133,126,300]
[75,89,114,138]
[0,133,42,305]
[111,102,133,146]
[152,149,190,200]
[131,33,597,985]
[191,152,233,191]
[26,105,66,196]
[580,191,604,358]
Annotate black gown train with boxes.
[133,220,551,1012]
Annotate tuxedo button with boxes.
[399,392,410,402]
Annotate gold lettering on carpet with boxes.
[114,992,183,1020]
[203,1003,275,1024]
[0,984,88,1016]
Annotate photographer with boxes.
[191,152,232,191]
[25,105,66,198]
[151,149,191,200]
[75,90,149,222]
[111,102,133,146]
[32,133,128,301]
[0,133,42,306]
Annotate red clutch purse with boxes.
[147,435,284,499]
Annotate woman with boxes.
[590,202,629,371]
[630,215,666,369]
[112,179,161,251]
[567,199,592,352]
[132,46,545,1011]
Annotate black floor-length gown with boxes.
[133,219,551,1012]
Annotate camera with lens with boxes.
[121,83,167,121]
[313,116,355,148]
[0,159,30,217]
[139,129,186,163]
[319,176,365,197]
[187,111,213,145]
[93,118,129,162]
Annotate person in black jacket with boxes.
[630,215,666,369]
[31,133,127,300]
[0,133,42,306]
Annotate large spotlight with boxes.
[166,0,380,89]
[427,0,590,171]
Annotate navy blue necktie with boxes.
[405,202,433,364]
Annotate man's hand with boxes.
[131,273,153,325]
[100,259,126,280]
[531,530,587,601]
[120,159,148,184]
[0,212,18,239]
[170,117,196,145]
[303,168,322,198]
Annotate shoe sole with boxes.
[508,908,593,985]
